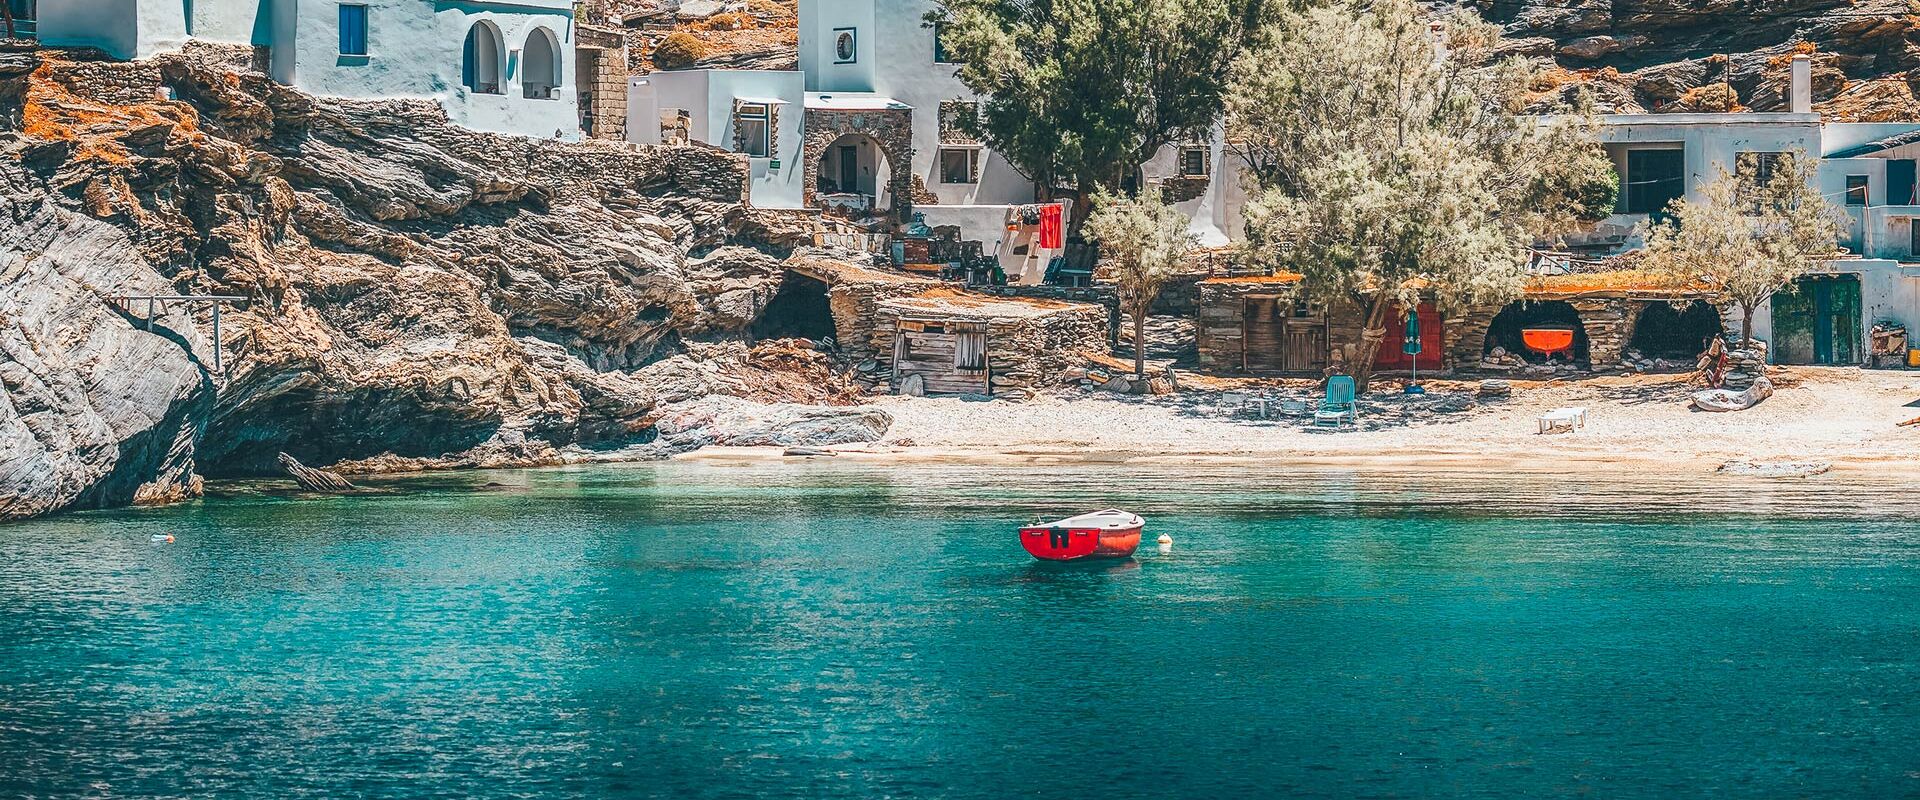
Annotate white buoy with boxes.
[151,533,174,543]
[1156,533,1172,553]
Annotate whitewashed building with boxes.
[629,0,1246,282]
[1572,56,1920,365]
[38,0,582,140]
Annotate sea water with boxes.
[3,462,1919,798]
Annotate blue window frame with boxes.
[338,4,368,56]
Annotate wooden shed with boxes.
[871,292,1108,396]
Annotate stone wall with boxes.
[575,24,630,141]
[1446,294,1729,373]
[1195,279,1297,373]
[1196,283,1724,376]
[870,302,1108,395]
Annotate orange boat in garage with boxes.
[1521,326,1576,360]
[1019,510,1144,561]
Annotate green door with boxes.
[1772,275,1861,365]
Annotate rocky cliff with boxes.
[0,44,874,520]
[1478,0,1920,118]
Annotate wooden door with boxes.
[1244,297,1288,373]
[1283,317,1327,373]
[1244,297,1326,373]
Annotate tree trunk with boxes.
[1349,295,1394,394]
[3,3,14,40]
[1132,306,1147,380]
[1068,182,1094,241]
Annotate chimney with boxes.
[1790,54,1813,114]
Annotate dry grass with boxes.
[21,58,196,168]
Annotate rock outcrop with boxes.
[1477,0,1920,119]
[0,44,876,520]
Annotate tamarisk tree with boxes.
[1083,187,1198,380]
[1641,151,1846,345]
[1226,0,1616,391]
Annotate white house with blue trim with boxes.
[37,0,582,140]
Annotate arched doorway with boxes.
[522,27,560,99]
[1483,300,1590,364]
[815,133,892,215]
[1628,300,1722,360]
[462,21,505,94]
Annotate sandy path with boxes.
[684,368,1920,472]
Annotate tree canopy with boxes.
[929,0,1271,211]
[1641,151,1846,344]
[1225,0,1617,387]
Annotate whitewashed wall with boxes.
[39,0,187,59]
[44,0,580,140]
[802,0,1034,207]
[629,69,807,208]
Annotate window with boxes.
[955,327,987,371]
[462,21,505,94]
[1846,175,1870,206]
[1911,220,1920,258]
[735,103,770,158]
[833,28,856,63]
[1737,151,1783,186]
[1623,148,1684,216]
[933,21,960,64]
[338,4,368,57]
[522,27,560,99]
[1179,146,1208,178]
[939,147,979,184]
[1736,151,1783,209]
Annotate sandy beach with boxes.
[683,367,1920,472]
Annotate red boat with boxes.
[1521,326,1576,359]
[1019,510,1145,561]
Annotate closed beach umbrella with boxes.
[1403,308,1424,393]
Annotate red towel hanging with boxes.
[1037,203,1064,249]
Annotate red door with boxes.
[1378,302,1443,371]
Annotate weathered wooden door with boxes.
[1244,297,1326,373]
[1283,317,1327,373]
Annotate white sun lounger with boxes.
[1537,406,1588,435]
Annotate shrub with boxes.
[653,32,709,69]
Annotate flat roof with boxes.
[881,289,1095,320]
[805,92,912,111]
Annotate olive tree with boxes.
[1226,0,1616,390]
[1083,187,1199,379]
[1641,152,1846,345]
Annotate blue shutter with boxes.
[339,5,367,56]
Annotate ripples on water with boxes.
[4,462,1920,798]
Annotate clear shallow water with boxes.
[5,462,1920,798]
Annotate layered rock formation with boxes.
[1476,0,1920,119]
[0,44,878,520]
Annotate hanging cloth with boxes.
[1037,203,1064,249]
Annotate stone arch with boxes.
[462,20,506,95]
[1628,299,1724,360]
[802,106,914,220]
[1482,299,1590,364]
[522,26,561,99]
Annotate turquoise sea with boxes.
[4,462,1920,798]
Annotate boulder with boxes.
[653,395,892,448]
